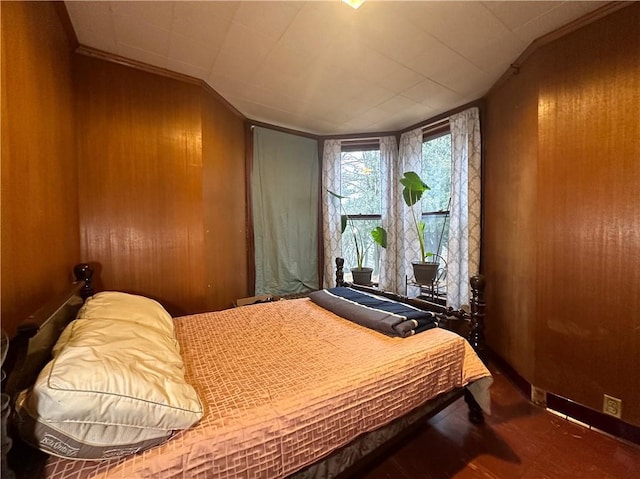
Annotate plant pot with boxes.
[412,262,439,285]
[351,267,373,285]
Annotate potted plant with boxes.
[399,171,442,285]
[327,189,386,285]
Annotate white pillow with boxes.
[15,294,203,461]
[77,291,175,336]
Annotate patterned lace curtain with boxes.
[321,139,342,287]
[447,107,482,308]
[379,136,399,291]
[383,128,423,295]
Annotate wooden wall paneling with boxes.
[75,56,208,317]
[317,140,325,288]
[1,2,80,337]
[484,1,640,428]
[201,93,248,311]
[535,5,640,425]
[483,56,541,382]
[244,122,256,296]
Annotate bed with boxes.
[2,259,492,479]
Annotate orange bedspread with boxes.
[44,298,491,479]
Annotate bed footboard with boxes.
[334,257,487,424]
[335,258,486,353]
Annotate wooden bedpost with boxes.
[464,274,486,425]
[73,263,94,299]
[468,275,486,362]
[464,389,484,425]
[335,257,344,287]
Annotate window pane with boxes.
[341,217,383,281]
[341,150,381,215]
[421,133,451,275]
[340,150,382,279]
[422,213,449,265]
[422,134,451,212]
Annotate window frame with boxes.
[421,122,452,223]
[339,143,383,280]
[418,123,452,301]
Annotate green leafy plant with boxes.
[399,171,433,263]
[327,189,386,269]
[371,226,387,250]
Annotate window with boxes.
[420,130,452,296]
[340,148,382,282]
[335,131,452,288]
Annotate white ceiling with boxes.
[65,1,608,136]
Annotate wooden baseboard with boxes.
[487,349,640,446]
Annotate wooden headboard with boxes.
[2,264,95,400]
[1,264,94,478]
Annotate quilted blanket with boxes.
[309,287,438,337]
[43,298,491,479]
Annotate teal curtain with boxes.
[252,127,319,295]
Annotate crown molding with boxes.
[74,46,245,120]
[73,1,629,139]
[488,1,632,96]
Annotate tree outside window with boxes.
[421,132,452,277]
[337,134,452,286]
[340,149,382,281]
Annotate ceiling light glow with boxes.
[342,0,365,10]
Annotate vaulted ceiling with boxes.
[65,1,608,135]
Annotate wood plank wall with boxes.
[483,53,540,383]
[4,1,637,428]
[201,93,248,311]
[75,56,247,316]
[1,2,80,337]
[484,4,640,426]
[1,2,247,331]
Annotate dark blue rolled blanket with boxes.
[308,287,437,337]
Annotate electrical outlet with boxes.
[603,394,622,418]
[531,386,547,407]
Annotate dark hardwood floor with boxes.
[359,364,640,479]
